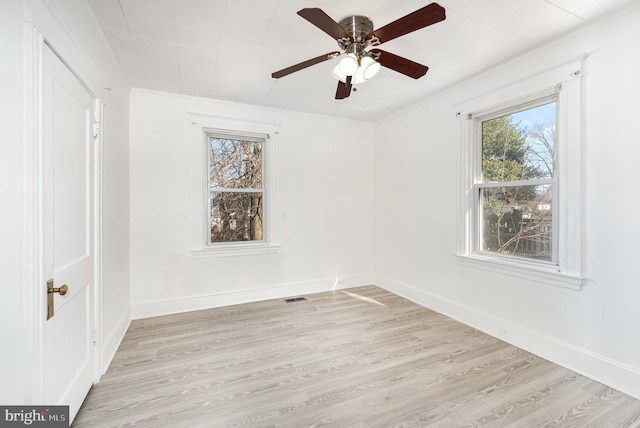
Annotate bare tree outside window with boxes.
[208,134,264,244]
[478,100,557,261]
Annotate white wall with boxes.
[374,5,640,398]
[129,90,375,317]
[0,0,28,404]
[0,0,131,403]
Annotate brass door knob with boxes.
[46,279,68,320]
[48,284,68,296]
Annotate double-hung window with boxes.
[190,117,280,258]
[207,131,265,245]
[475,96,558,263]
[457,59,585,289]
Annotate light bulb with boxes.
[338,53,358,76]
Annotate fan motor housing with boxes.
[338,15,373,42]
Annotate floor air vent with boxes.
[285,297,307,303]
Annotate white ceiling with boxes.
[89,0,636,121]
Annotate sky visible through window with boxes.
[513,101,556,178]
[511,102,555,130]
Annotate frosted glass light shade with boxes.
[352,67,366,84]
[361,56,381,80]
[338,53,358,76]
[331,65,347,83]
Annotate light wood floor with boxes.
[73,286,640,427]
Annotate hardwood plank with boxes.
[73,286,640,427]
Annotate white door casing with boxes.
[42,44,96,420]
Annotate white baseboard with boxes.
[100,307,131,375]
[376,275,640,400]
[131,275,375,320]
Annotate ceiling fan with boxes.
[271,3,446,100]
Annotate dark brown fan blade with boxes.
[298,8,353,41]
[371,49,428,79]
[335,76,353,99]
[272,51,341,79]
[366,3,445,45]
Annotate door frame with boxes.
[24,4,105,404]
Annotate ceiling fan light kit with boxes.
[271,3,446,100]
[332,55,381,85]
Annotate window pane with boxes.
[209,138,262,189]
[482,102,556,182]
[480,184,552,261]
[210,192,263,243]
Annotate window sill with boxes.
[455,253,584,290]
[192,243,281,259]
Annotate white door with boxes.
[43,44,96,421]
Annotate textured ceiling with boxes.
[90,0,636,121]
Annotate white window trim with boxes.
[189,113,281,258]
[455,56,586,290]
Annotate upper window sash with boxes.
[205,129,267,193]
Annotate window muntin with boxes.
[207,132,265,245]
[474,97,558,263]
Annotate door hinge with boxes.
[93,120,100,139]
[92,329,99,346]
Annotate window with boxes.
[475,97,557,263]
[456,59,585,289]
[207,131,265,245]
[189,114,280,258]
